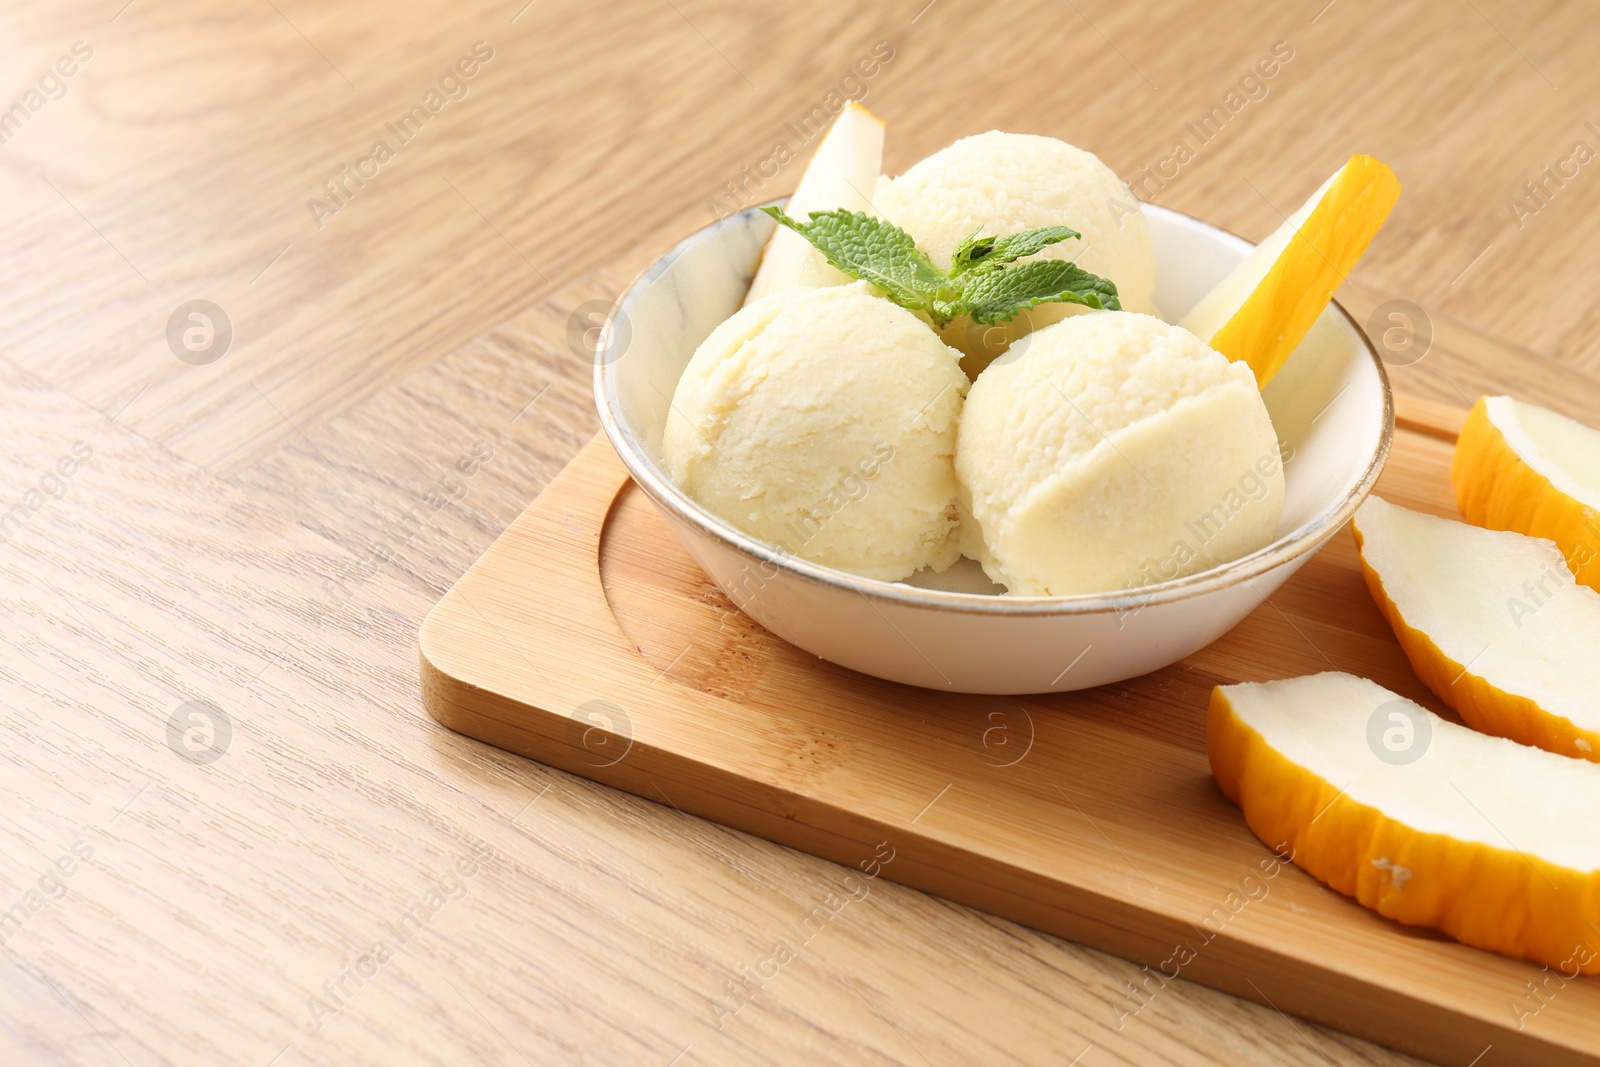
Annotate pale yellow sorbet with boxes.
[956,312,1284,596]
[876,131,1157,370]
[663,283,969,582]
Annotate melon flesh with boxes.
[1489,395,1600,510]
[1353,494,1600,760]
[744,102,884,305]
[1454,395,1600,595]
[1180,154,1400,389]
[1210,671,1600,972]
[1180,171,1334,344]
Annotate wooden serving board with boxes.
[419,395,1600,1066]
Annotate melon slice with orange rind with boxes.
[1210,671,1600,973]
[1180,154,1400,389]
[1351,494,1600,763]
[744,102,885,305]
[1453,394,1600,593]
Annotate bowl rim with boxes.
[594,201,1394,618]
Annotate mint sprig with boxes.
[949,225,1081,277]
[767,209,945,314]
[960,259,1123,325]
[761,207,1120,328]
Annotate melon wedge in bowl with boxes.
[1351,494,1600,762]
[743,101,884,304]
[1453,395,1600,592]
[1209,671,1600,972]
[1180,154,1400,389]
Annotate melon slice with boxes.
[1454,394,1600,593]
[1351,494,1600,762]
[1179,154,1400,389]
[743,102,885,305]
[1210,671,1600,973]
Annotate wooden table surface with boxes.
[3,1,1597,1064]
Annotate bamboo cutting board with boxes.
[419,395,1600,1066]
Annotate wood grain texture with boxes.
[5,0,1600,1063]
[420,405,1600,1067]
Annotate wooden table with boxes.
[2,1,1596,1063]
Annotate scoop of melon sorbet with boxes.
[662,282,970,582]
[956,311,1285,596]
[877,131,1157,373]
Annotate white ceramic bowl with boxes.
[595,204,1392,694]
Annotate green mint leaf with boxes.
[760,208,1118,330]
[761,207,946,314]
[948,231,997,277]
[930,294,970,326]
[949,225,1080,277]
[960,259,1121,324]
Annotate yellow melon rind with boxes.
[1208,686,1600,973]
[1453,396,1600,594]
[1209,154,1401,389]
[1350,520,1600,764]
